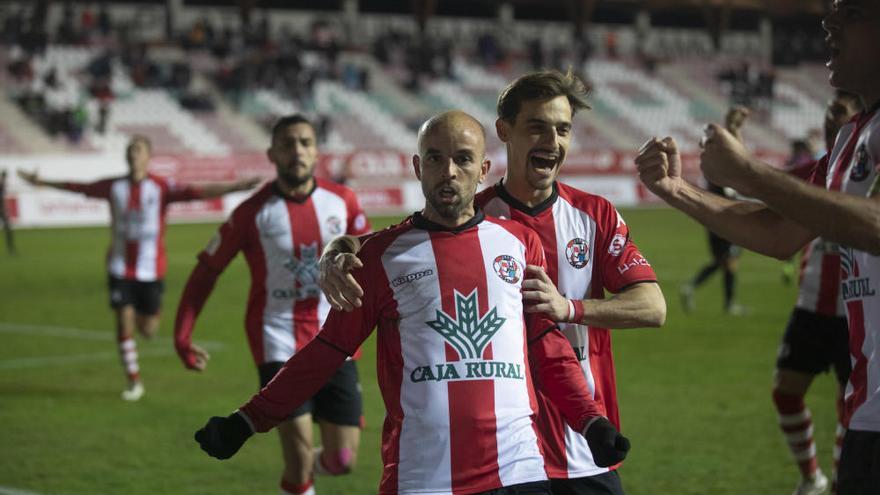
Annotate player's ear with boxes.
[479,158,491,183]
[266,147,274,165]
[412,154,422,180]
[495,118,510,143]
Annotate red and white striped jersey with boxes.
[241,211,603,494]
[792,157,844,317]
[197,179,370,365]
[819,107,880,432]
[796,238,844,317]
[63,174,204,281]
[475,181,657,479]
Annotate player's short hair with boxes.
[497,69,591,123]
[271,114,316,143]
[127,134,152,151]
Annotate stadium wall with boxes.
[4,148,787,228]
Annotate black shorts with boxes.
[258,359,362,427]
[551,470,624,495]
[475,480,551,495]
[838,429,880,494]
[708,231,740,260]
[776,308,851,384]
[107,276,164,315]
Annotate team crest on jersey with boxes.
[493,255,521,284]
[326,216,343,235]
[566,238,589,268]
[850,144,871,182]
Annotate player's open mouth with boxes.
[437,186,458,202]
[529,152,558,176]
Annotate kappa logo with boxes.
[850,144,871,182]
[608,233,626,257]
[493,255,521,284]
[426,289,506,360]
[392,269,434,287]
[326,216,343,235]
[566,238,589,269]
[280,242,321,300]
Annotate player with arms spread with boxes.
[320,70,664,495]
[194,111,630,495]
[174,115,371,495]
[635,1,880,492]
[17,135,257,401]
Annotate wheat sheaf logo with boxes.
[426,289,506,359]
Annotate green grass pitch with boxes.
[0,209,841,494]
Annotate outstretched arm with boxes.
[17,169,94,193]
[197,177,262,199]
[635,137,815,259]
[700,123,880,255]
[174,261,221,371]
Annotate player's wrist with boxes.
[566,299,585,323]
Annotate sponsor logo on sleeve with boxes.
[608,233,626,256]
[850,144,871,182]
[493,255,522,283]
[617,255,651,274]
[354,213,367,232]
[204,232,222,256]
[565,238,589,268]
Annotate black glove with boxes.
[583,417,630,467]
[194,412,254,459]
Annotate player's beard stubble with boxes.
[424,182,476,222]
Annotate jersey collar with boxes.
[412,209,485,233]
[494,179,558,217]
[273,179,317,204]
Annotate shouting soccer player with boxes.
[194,111,630,495]
[174,115,370,495]
[17,135,258,401]
[320,71,665,495]
[636,2,880,492]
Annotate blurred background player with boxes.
[17,135,258,401]
[772,91,861,495]
[0,169,15,255]
[174,114,371,495]
[679,106,749,315]
[636,2,880,490]
[194,110,630,495]
[319,70,665,495]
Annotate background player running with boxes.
[17,135,258,400]
[174,115,370,495]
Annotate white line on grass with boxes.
[0,321,225,371]
[0,486,47,495]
